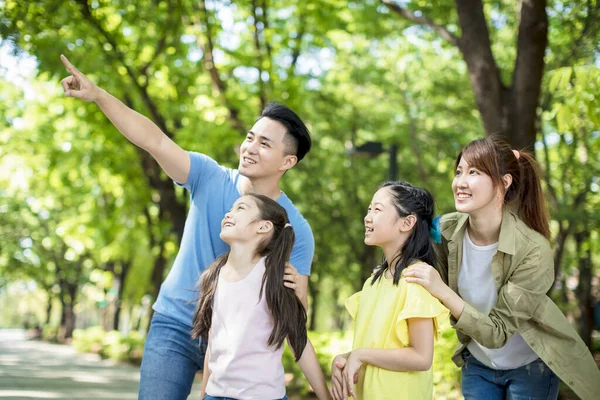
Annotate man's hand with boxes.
[59,54,191,184]
[60,54,103,102]
[284,262,308,310]
[284,262,301,291]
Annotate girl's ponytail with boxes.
[251,194,308,361]
[261,224,307,361]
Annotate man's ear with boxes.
[399,215,417,232]
[279,155,298,172]
[257,220,274,234]
[502,173,513,190]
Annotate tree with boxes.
[540,65,600,348]
[378,0,549,150]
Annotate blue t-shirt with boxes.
[153,152,315,328]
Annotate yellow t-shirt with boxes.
[346,275,448,400]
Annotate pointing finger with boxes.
[60,54,79,75]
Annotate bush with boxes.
[282,326,462,398]
[282,330,353,395]
[432,322,462,399]
[102,330,145,365]
[72,326,106,354]
[71,327,145,365]
[42,325,59,342]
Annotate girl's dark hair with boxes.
[456,136,550,239]
[372,181,436,286]
[191,194,307,360]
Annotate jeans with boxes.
[203,396,288,400]
[461,349,560,400]
[138,312,207,400]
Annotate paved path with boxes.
[0,329,202,399]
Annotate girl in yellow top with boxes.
[330,181,447,400]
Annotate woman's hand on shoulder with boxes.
[403,262,449,300]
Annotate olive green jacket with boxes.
[434,211,600,400]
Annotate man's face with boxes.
[238,117,297,179]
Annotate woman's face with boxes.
[220,196,261,243]
[364,187,404,247]
[452,157,501,216]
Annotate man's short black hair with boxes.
[259,102,312,161]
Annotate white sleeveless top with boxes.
[206,257,286,399]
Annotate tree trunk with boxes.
[331,285,346,331]
[113,261,131,331]
[384,0,549,150]
[548,221,571,296]
[574,225,593,349]
[508,0,548,150]
[150,251,167,303]
[454,0,548,150]
[63,283,78,339]
[63,302,75,340]
[358,246,378,290]
[308,273,319,331]
[45,295,53,326]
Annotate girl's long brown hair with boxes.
[190,194,308,360]
[457,136,550,239]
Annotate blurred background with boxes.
[0,0,598,399]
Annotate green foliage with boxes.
[281,327,461,398]
[432,323,462,399]
[282,330,352,394]
[72,326,107,354]
[0,1,598,395]
[42,325,59,342]
[72,327,145,365]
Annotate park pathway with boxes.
[0,329,202,399]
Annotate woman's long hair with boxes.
[456,136,550,239]
[191,194,307,360]
[372,181,436,286]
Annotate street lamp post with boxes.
[348,141,398,181]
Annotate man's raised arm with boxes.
[60,54,190,184]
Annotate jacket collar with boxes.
[443,208,517,256]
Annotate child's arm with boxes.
[295,339,332,400]
[200,342,210,399]
[342,318,434,398]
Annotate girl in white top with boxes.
[191,194,330,400]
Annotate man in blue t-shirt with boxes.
[60,55,315,399]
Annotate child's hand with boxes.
[330,354,348,400]
[342,350,363,399]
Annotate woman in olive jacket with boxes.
[404,137,600,399]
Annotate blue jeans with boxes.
[139,312,207,399]
[204,396,288,400]
[461,349,560,400]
